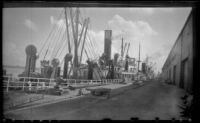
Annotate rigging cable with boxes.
[52,22,68,59]
[87,22,101,57]
[38,9,64,57]
[86,35,99,59]
[50,22,65,58]
[85,39,103,79]
[87,28,100,57]
[45,14,65,60]
[41,24,60,60]
[85,36,95,58]
[87,24,105,79]
[57,34,67,58]
[85,41,95,59]
[53,30,67,59]
[49,20,65,60]
[80,9,102,79]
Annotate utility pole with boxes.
[137,42,141,80]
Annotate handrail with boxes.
[3,75,122,83]
[3,75,123,92]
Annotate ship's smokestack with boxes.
[104,30,112,65]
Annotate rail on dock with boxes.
[2,76,123,92]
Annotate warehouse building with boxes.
[162,9,193,94]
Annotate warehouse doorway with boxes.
[173,65,176,85]
[180,58,189,89]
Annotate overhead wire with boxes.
[42,24,60,60]
[57,34,67,58]
[50,20,65,60]
[53,30,67,59]
[53,22,69,59]
[80,9,100,59]
[46,16,65,60]
[38,9,64,57]
[87,23,101,57]
[86,22,105,79]
[40,20,60,60]
[84,24,97,58]
[61,8,101,79]
[79,14,102,79]
[86,36,96,57]
[85,34,96,59]
[78,10,87,62]
[51,22,63,58]
[58,24,75,69]
[85,41,95,59]
[78,10,97,60]
[86,35,99,59]
[87,21,102,57]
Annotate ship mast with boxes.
[137,42,141,73]
[68,8,80,78]
[80,18,89,63]
[64,8,71,54]
[121,37,123,59]
[74,8,79,78]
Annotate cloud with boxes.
[50,16,54,24]
[50,16,65,27]
[107,14,157,56]
[81,14,158,61]
[24,19,38,31]
[48,16,104,63]
[48,14,159,67]
[108,14,157,41]
[50,16,86,38]
[129,8,174,14]
[106,14,167,72]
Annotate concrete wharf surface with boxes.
[4,82,132,112]
[4,80,186,120]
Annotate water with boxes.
[3,66,64,78]
[3,66,40,78]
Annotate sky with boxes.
[3,7,192,74]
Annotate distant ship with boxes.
[6,7,151,84]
